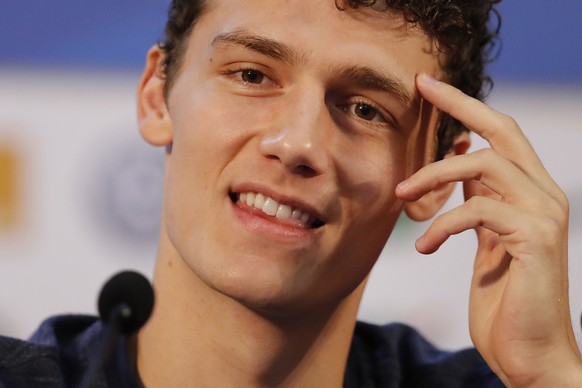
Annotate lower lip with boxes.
[231,200,318,241]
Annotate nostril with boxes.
[259,127,327,176]
[293,164,317,178]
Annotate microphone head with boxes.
[98,271,155,334]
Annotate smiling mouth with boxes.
[230,191,325,229]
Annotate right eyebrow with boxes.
[211,28,307,66]
[336,65,418,111]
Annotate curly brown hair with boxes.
[159,0,501,160]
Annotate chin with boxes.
[219,271,299,309]
[203,263,321,317]
[206,263,362,320]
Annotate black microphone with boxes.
[79,271,155,388]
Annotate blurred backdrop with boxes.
[1,1,581,351]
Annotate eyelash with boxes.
[341,98,396,129]
[220,66,398,130]
[220,66,274,88]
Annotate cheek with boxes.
[171,89,280,158]
[321,139,407,302]
[337,133,408,214]
[163,84,283,222]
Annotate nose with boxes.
[259,91,330,177]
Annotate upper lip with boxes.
[230,183,327,225]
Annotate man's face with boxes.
[157,0,440,315]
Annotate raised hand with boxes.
[396,73,582,386]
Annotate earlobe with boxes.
[137,46,173,146]
[404,131,471,221]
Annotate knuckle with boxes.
[472,149,500,179]
[534,215,562,245]
[478,148,499,162]
[538,191,569,224]
[465,195,487,212]
[431,213,447,229]
[496,112,519,130]
[487,113,519,140]
[555,189,570,213]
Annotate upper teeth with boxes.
[239,192,312,225]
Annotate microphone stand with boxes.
[79,303,131,388]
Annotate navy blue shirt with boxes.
[0,315,501,387]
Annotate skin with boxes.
[136,0,582,386]
[399,75,582,386]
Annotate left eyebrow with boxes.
[336,65,418,111]
[211,28,307,66]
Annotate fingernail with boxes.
[420,73,439,85]
[396,179,409,192]
[415,235,425,250]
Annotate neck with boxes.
[136,236,365,387]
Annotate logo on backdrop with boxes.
[0,136,21,232]
[90,136,164,245]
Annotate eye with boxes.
[221,66,277,89]
[348,102,385,123]
[220,65,281,94]
[352,103,378,121]
[240,69,265,84]
[337,98,400,131]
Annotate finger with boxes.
[463,177,500,203]
[416,73,552,184]
[396,148,545,206]
[415,196,551,260]
[416,196,513,254]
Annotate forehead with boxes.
[207,0,407,30]
[184,0,440,91]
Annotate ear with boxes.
[137,46,173,146]
[404,131,471,221]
